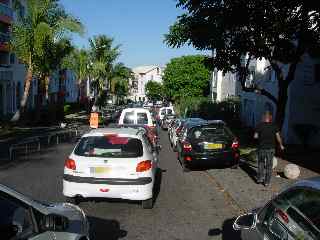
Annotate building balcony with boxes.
[0,2,13,24]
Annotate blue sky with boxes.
[60,0,205,68]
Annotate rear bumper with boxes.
[63,174,152,185]
[184,151,238,166]
[63,176,153,200]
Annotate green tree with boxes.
[10,0,83,121]
[62,48,90,101]
[162,55,210,101]
[110,63,133,103]
[89,35,120,102]
[145,81,164,101]
[165,0,320,129]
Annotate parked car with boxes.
[0,184,90,240]
[118,124,160,149]
[233,177,320,240]
[118,108,156,132]
[171,118,204,151]
[176,120,240,171]
[63,128,159,209]
[161,114,176,130]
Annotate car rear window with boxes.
[137,112,148,124]
[189,125,233,141]
[123,112,135,124]
[74,135,143,158]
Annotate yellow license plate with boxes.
[205,143,223,149]
[93,167,110,174]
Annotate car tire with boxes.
[142,198,153,209]
[182,161,190,172]
[66,197,80,205]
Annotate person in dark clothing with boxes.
[254,111,285,187]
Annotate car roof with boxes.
[84,127,141,137]
[122,107,150,112]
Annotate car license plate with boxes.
[91,167,111,174]
[205,143,223,150]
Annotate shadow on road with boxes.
[88,216,127,240]
[208,217,241,240]
[239,161,258,183]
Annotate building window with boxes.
[16,82,21,108]
[157,68,160,75]
[314,64,320,83]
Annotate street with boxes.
[0,128,242,240]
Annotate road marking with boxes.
[203,171,245,215]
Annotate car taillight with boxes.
[276,209,289,223]
[176,126,182,135]
[183,142,192,152]
[136,160,152,172]
[184,156,192,161]
[232,139,239,149]
[65,158,76,170]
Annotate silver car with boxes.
[0,184,90,240]
[233,177,320,240]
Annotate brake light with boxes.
[176,126,182,135]
[276,209,289,223]
[183,142,192,152]
[232,139,239,149]
[184,156,192,161]
[136,160,152,172]
[65,158,76,170]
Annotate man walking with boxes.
[254,111,285,187]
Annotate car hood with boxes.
[46,202,89,236]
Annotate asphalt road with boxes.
[0,129,242,240]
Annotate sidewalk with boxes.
[206,156,318,212]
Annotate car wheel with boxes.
[66,197,80,205]
[182,161,190,172]
[142,198,153,209]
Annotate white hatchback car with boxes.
[63,128,158,209]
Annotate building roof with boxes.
[132,65,159,74]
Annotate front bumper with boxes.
[63,176,153,200]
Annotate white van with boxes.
[159,107,175,121]
[118,108,156,128]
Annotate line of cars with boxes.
[167,117,240,171]
[2,105,320,239]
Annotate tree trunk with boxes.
[275,82,288,130]
[10,66,33,122]
[45,75,50,102]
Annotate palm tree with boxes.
[10,0,83,122]
[89,35,120,103]
[62,48,90,103]
[110,63,133,104]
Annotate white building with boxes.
[0,0,80,120]
[240,55,320,146]
[129,65,163,102]
[211,70,239,102]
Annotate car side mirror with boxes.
[233,213,257,230]
[42,214,69,232]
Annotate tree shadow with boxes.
[208,217,241,240]
[88,216,127,240]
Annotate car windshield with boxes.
[74,136,143,158]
